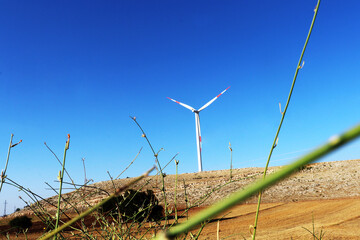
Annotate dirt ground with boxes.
[2,197,360,239]
[185,197,360,239]
[1,159,360,239]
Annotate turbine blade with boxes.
[198,86,230,112]
[167,97,195,112]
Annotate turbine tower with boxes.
[167,87,230,172]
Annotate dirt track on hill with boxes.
[188,197,360,239]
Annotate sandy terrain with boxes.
[184,197,360,239]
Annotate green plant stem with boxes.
[229,142,233,181]
[130,116,169,225]
[194,222,206,239]
[0,134,14,193]
[44,142,75,185]
[252,1,321,239]
[156,122,360,240]
[115,147,142,179]
[39,166,155,240]
[54,135,70,239]
[183,179,189,220]
[174,160,179,222]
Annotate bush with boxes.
[100,189,163,222]
[9,216,32,230]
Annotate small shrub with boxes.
[299,165,312,171]
[100,189,163,222]
[9,216,32,230]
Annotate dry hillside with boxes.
[2,159,360,239]
[15,159,360,214]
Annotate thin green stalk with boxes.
[39,166,155,240]
[229,142,233,181]
[44,182,85,227]
[18,196,65,238]
[183,179,189,220]
[252,1,321,239]
[158,153,179,175]
[130,116,169,225]
[174,159,179,222]
[139,225,154,240]
[302,215,326,240]
[54,134,70,239]
[18,196,51,228]
[194,222,206,239]
[8,180,56,210]
[0,134,22,192]
[4,179,63,229]
[44,142,75,185]
[115,147,142,179]
[0,134,13,193]
[12,184,55,223]
[59,180,110,195]
[107,171,117,191]
[155,122,360,240]
[23,229,29,240]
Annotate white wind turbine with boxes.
[167,87,230,172]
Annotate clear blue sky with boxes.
[1,1,360,215]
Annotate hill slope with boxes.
[2,159,360,239]
[91,159,360,206]
[23,158,360,213]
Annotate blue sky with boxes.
[1,0,360,215]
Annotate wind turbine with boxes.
[167,87,230,172]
